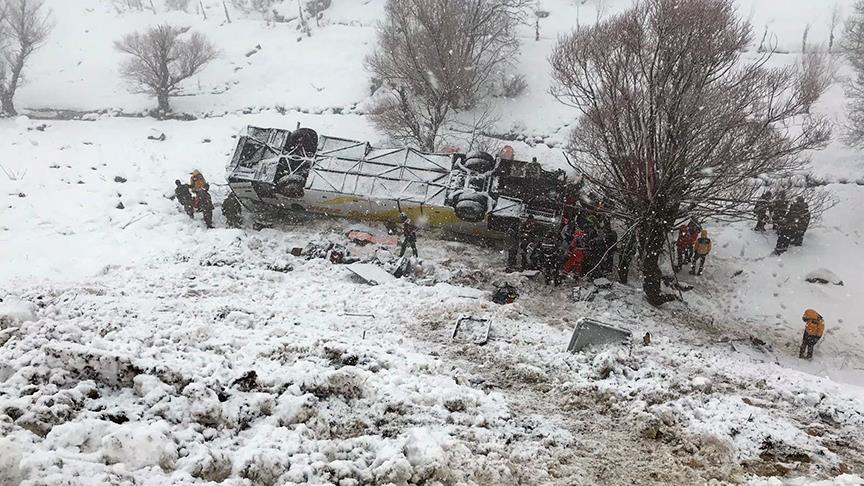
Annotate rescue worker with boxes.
[786,196,810,246]
[222,193,243,228]
[174,180,194,218]
[675,221,699,272]
[519,215,538,269]
[398,213,418,258]
[770,190,788,230]
[505,222,519,272]
[601,223,618,276]
[799,309,825,360]
[537,231,562,286]
[690,229,712,276]
[754,191,772,232]
[196,183,215,229]
[190,170,207,191]
[562,227,588,277]
[583,231,606,279]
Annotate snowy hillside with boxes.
[2,0,864,485]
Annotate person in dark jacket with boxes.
[222,193,243,228]
[398,213,418,257]
[537,232,562,286]
[770,190,788,230]
[174,180,194,218]
[786,196,810,246]
[505,223,519,272]
[519,215,538,269]
[196,183,215,229]
[583,232,606,279]
[754,191,772,231]
[601,223,618,276]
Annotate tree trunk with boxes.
[1,96,16,116]
[156,92,171,116]
[617,230,638,284]
[639,216,677,306]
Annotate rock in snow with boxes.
[804,268,844,286]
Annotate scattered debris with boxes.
[593,277,613,289]
[114,176,127,183]
[452,315,492,345]
[347,230,398,247]
[805,268,844,286]
[491,283,518,304]
[346,263,396,286]
[570,286,598,302]
[391,256,410,278]
[266,262,293,273]
[147,130,166,141]
[566,317,632,353]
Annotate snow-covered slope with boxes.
[2,0,864,484]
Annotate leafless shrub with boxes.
[841,1,864,146]
[165,0,191,12]
[829,3,842,53]
[0,0,52,116]
[500,73,528,98]
[551,0,831,305]
[115,24,218,116]
[366,0,529,151]
[112,0,145,12]
[230,0,277,14]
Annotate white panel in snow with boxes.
[346,264,396,286]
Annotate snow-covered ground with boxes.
[2,0,864,484]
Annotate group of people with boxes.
[674,219,713,276]
[754,190,811,254]
[506,210,619,286]
[173,170,243,228]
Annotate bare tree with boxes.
[829,3,842,53]
[841,1,864,146]
[115,24,218,115]
[551,0,831,306]
[366,0,528,151]
[0,0,51,116]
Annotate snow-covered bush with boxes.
[164,0,190,11]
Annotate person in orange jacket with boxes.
[799,309,825,360]
[690,229,712,276]
[190,169,207,190]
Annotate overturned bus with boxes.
[225,126,568,238]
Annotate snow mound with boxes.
[101,421,178,471]
[0,438,23,486]
[804,269,844,286]
[0,297,36,327]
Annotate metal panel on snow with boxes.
[566,318,632,352]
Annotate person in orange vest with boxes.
[690,229,712,275]
[799,309,825,360]
[190,170,207,190]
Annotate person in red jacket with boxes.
[562,227,588,276]
[674,220,700,272]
